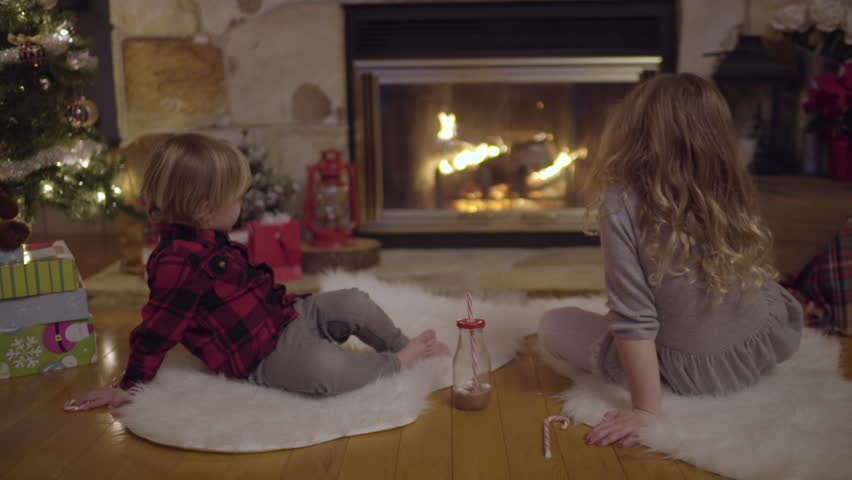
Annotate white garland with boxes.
[0,45,97,70]
[0,24,98,70]
[0,139,104,180]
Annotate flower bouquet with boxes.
[770,0,852,63]
[771,0,852,177]
[804,64,852,178]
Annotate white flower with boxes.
[846,10,852,44]
[770,4,810,32]
[808,0,845,32]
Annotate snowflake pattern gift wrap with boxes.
[0,317,97,380]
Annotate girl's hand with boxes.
[64,386,132,412]
[584,408,658,448]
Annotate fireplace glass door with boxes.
[353,57,661,233]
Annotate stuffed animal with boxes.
[0,187,31,252]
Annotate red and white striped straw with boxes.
[465,292,481,392]
[543,415,571,459]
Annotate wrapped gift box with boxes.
[0,240,80,300]
[0,316,97,379]
[247,217,303,283]
[0,288,89,330]
[0,246,23,264]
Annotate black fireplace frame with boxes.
[344,1,677,65]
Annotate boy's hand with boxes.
[584,408,658,448]
[64,386,132,412]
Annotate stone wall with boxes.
[108,0,795,210]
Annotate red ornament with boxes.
[18,42,46,68]
[303,149,359,248]
[65,97,99,128]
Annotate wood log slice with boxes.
[302,237,381,274]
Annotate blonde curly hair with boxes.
[141,133,251,227]
[585,73,776,301]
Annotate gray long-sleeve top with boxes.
[596,188,803,395]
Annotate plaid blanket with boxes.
[784,223,852,335]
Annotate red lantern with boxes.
[304,149,359,247]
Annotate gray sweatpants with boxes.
[251,288,409,396]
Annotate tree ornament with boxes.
[65,97,99,128]
[38,75,51,90]
[18,42,46,68]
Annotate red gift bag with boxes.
[247,220,303,283]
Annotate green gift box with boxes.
[0,316,97,380]
[0,240,80,300]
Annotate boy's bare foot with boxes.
[397,329,450,369]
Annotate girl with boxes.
[538,73,803,448]
[67,133,448,411]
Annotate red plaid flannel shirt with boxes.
[119,224,300,389]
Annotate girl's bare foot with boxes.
[397,330,450,368]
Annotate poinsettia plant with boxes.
[803,64,852,135]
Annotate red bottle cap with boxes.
[456,318,486,329]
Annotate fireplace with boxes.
[346,2,676,238]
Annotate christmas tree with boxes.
[236,130,297,228]
[0,0,124,221]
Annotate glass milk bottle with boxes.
[452,318,492,411]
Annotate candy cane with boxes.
[543,415,571,459]
[465,292,481,392]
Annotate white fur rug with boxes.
[116,271,851,480]
[545,330,852,480]
[116,271,603,452]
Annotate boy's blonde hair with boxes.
[141,133,251,227]
[585,73,776,300]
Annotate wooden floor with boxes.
[1,308,849,480]
[0,309,716,480]
[3,175,852,479]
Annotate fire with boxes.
[452,197,541,213]
[526,147,588,188]
[437,143,503,174]
[437,112,457,141]
[436,112,505,175]
[433,112,589,212]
